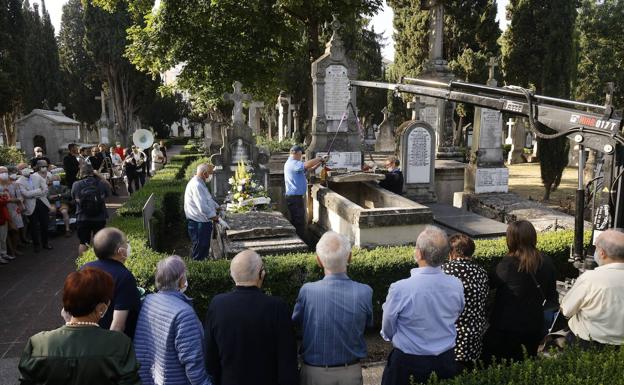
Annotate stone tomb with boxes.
[210,81,269,201]
[16,108,80,163]
[398,120,437,202]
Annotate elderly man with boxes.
[81,227,141,339]
[283,145,326,240]
[184,163,219,260]
[561,229,624,347]
[293,231,373,385]
[17,164,51,252]
[380,226,464,385]
[204,250,298,385]
[378,156,404,195]
[134,255,211,385]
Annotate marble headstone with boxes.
[398,120,437,202]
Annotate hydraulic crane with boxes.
[350,77,624,268]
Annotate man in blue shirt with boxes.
[283,145,325,241]
[381,225,465,385]
[293,231,373,385]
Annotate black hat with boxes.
[290,145,304,153]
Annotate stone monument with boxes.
[375,107,395,152]
[398,120,437,202]
[508,118,527,164]
[419,0,462,160]
[276,91,291,142]
[16,107,80,163]
[465,57,509,194]
[248,101,265,134]
[210,81,269,200]
[307,14,361,170]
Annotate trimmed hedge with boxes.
[428,346,624,385]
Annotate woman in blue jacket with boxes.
[134,255,211,385]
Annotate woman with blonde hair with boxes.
[482,220,558,363]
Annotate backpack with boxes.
[80,178,104,216]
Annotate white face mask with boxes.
[594,249,604,266]
[0,173,8,182]
[52,180,60,187]
[40,167,47,172]
[180,279,188,293]
[21,169,31,177]
[125,243,132,259]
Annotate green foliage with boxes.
[184,157,211,180]
[0,146,26,165]
[428,346,624,385]
[255,135,296,154]
[139,92,190,139]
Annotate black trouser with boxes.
[381,348,458,385]
[482,328,542,364]
[286,195,305,240]
[138,171,146,187]
[28,199,49,247]
[127,173,141,194]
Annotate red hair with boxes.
[63,268,114,317]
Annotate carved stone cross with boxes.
[224,81,252,124]
[54,103,66,114]
[422,0,444,61]
[95,90,107,121]
[381,107,390,120]
[326,14,342,40]
[407,97,426,120]
[505,118,514,145]
[487,57,499,85]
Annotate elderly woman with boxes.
[150,143,165,176]
[442,234,489,370]
[18,268,141,384]
[482,220,558,363]
[134,255,211,385]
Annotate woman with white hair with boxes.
[150,143,165,176]
[133,255,211,385]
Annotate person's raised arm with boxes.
[303,155,328,171]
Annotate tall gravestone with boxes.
[398,121,437,202]
[508,118,527,164]
[307,15,361,171]
[465,58,509,194]
[248,101,264,134]
[210,81,269,201]
[419,0,462,160]
[375,107,395,152]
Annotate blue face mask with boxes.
[52,180,61,187]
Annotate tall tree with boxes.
[501,0,576,200]
[59,0,101,123]
[83,0,158,145]
[575,0,624,107]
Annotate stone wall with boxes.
[435,160,465,205]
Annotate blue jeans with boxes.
[187,220,213,260]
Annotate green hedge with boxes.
[428,346,623,385]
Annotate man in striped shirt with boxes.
[292,231,373,385]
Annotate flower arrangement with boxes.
[226,160,270,213]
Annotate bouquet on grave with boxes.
[225,160,271,213]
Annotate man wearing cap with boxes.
[71,164,112,256]
[283,145,325,240]
[29,147,51,169]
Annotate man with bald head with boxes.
[204,250,298,385]
[561,229,624,346]
[184,163,219,260]
[293,231,373,385]
[380,226,464,385]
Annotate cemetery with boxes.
[2,0,624,384]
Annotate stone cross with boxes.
[326,14,342,41]
[505,118,514,145]
[72,113,77,121]
[487,57,498,86]
[54,103,66,114]
[95,90,107,121]
[381,107,389,120]
[421,0,444,61]
[407,97,426,120]
[224,81,252,124]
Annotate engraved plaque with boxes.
[478,108,503,149]
[475,168,509,193]
[315,151,361,172]
[324,65,350,121]
[405,127,431,184]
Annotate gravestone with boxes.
[407,96,425,121]
[508,118,527,164]
[276,91,291,142]
[210,81,269,200]
[292,109,300,141]
[504,118,513,145]
[398,120,437,202]
[465,57,509,194]
[170,122,180,137]
[16,108,80,163]
[307,15,360,169]
[182,118,191,137]
[419,0,462,160]
[94,90,110,143]
[248,101,264,134]
[375,107,395,152]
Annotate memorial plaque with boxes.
[421,106,438,129]
[405,127,432,184]
[324,65,351,121]
[475,168,509,193]
[315,151,361,172]
[478,108,503,149]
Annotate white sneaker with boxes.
[3,254,15,260]
[0,256,8,264]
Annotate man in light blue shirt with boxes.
[283,145,325,240]
[381,225,464,385]
[293,231,373,385]
[184,163,219,260]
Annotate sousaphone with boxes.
[133,129,154,150]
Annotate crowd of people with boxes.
[15,221,624,385]
[0,141,170,266]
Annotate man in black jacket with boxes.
[62,143,80,189]
[204,250,298,385]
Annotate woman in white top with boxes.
[109,148,123,177]
[150,143,165,175]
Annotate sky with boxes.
[43,0,510,62]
